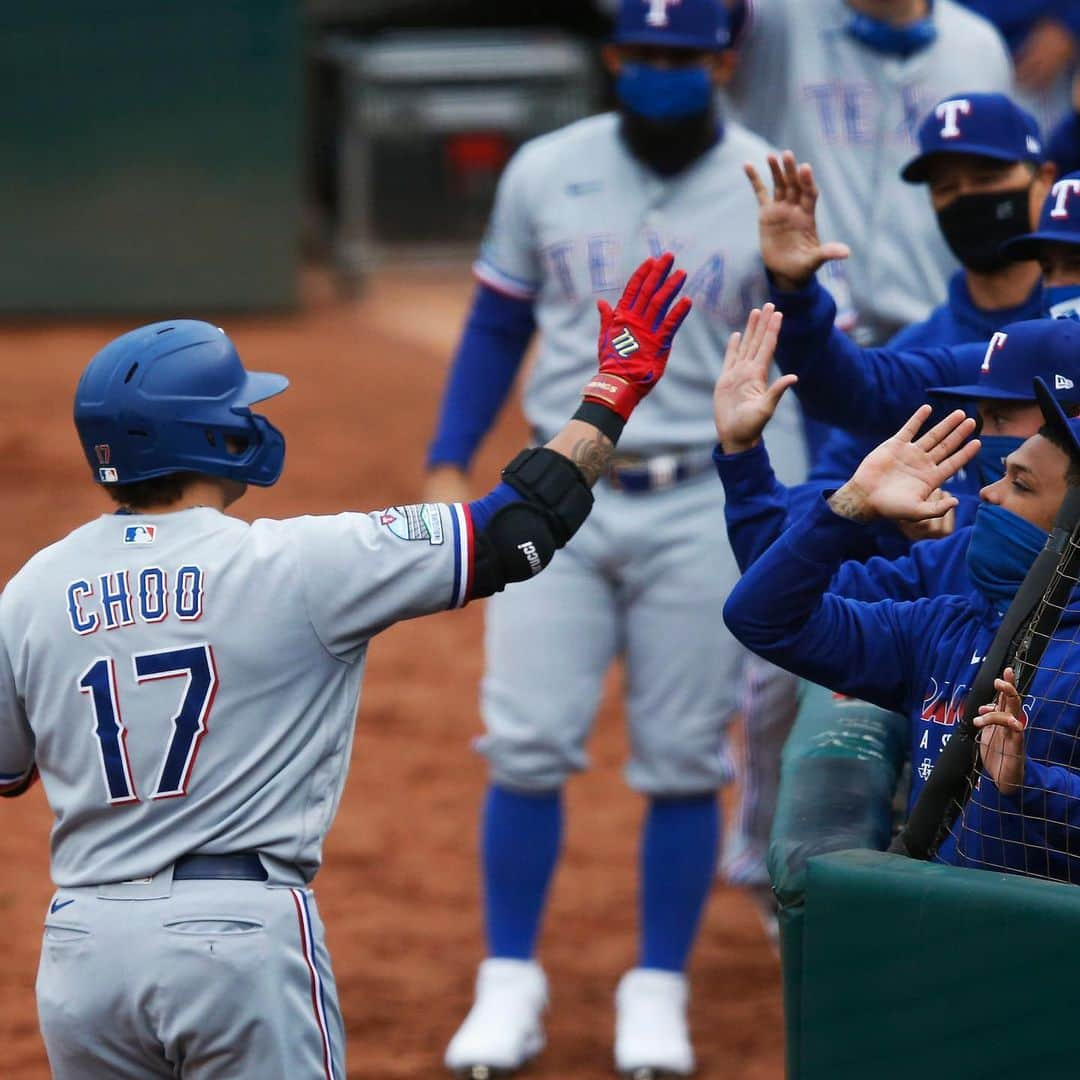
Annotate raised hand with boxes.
[975,667,1026,797]
[827,407,980,524]
[584,252,692,421]
[745,151,851,291]
[713,304,798,453]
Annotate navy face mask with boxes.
[966,502,1047,610]
[616,63,720,176]
[616,63,713,121]
[1044,285,1080,322]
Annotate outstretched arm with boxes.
[723,409,980,709]
[464,253,692,598]
[745,151,981,437]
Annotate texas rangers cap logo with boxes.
[936,99,972,140]
[645,0,681,27]
[123,524,156,545]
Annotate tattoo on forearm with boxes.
[569,435,614,485]
[827,483,874,523]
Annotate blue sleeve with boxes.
[885,304,952,352]
[770,278,983,439]
[723,495,924,714]
[467,481,520,533]
[1048,110,1080,177]
[716,442,883,571]
[832,527,965,604]
[715,442,793,573]
[808,429,874,484]
[426,283,536,470]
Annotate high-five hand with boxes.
[584,252,692,422]
[713,303,798,454]
[827,407,980,524]
[745,151,851,291]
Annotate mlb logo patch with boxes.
[99,467,118,483]
[123,524,156,545]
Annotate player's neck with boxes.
[845,0,928,24]
[121,477,241,515]
[965,261,1041,313]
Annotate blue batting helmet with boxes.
[614,0,731,50]
[73,320,289,487]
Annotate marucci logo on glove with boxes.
[612,328,641,357]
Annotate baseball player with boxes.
[717,308,1080,609]
[809,91,1054,517]
[725,0,1013,345]
[723,377,1080,883]
[723,88,1054,920]
[424,1,807,1075]
[0,252,690,1079]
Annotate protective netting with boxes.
[940,524,1080,883]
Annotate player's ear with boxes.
[1030,161,1058,229]
[602,44,623,77]
[710,49,738,87]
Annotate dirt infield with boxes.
[0,266,783,1079]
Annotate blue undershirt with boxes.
[427,284,536,471]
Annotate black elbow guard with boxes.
[471,448,594,599]
[501,447,593,545]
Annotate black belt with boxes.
[173,853,268,882]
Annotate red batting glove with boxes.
[582,252,693,422]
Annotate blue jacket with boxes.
[723,495,1080,882]
[771,277,988,440]
[717,440,975,592]
[805,268,1042,499]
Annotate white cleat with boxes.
[614,968,695,1078]
[445,958,548,1077]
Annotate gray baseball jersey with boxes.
[467,111,807,797]
[728,0,1013,344]
[474,110,806,456]
[0,503,473,888]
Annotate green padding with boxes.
[801,850,1080,1080]
[777,904,804,1080]
[770,684,907,1079]
[3,2,300,313]
[769,683,906,908]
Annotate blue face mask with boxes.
[616,62,713,121]
[966,502,1047,611]
[1044,284,1080,322]
[845,9,937,58]
[972,434,1024,487]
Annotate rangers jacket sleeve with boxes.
[722,493,926,714]
[714,442,793,573]
[716,441,898,575]
[769,277,985,439]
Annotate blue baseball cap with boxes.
[1002,171,1080,261]
[901,93,1043,184]
[928,319,1080,405]
[1034,375,1080,464]
[614,0,731,50]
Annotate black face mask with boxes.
[618,106,719,177]
[935,188,1032,274]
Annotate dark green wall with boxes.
[799,851,1080,1079]
[2,2,301,314]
